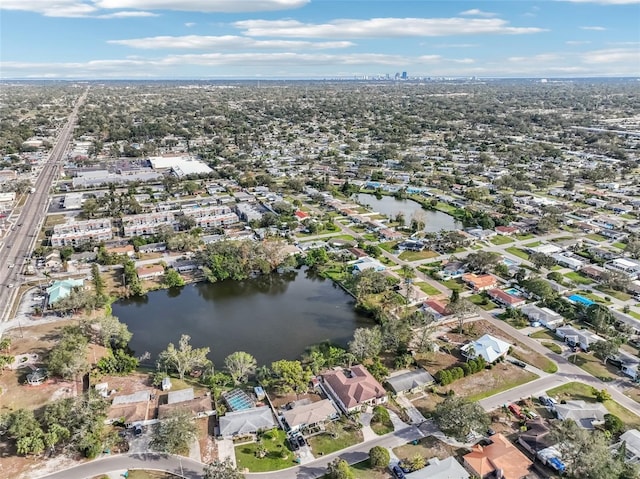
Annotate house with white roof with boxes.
[404,456,469,479]
[614,429,640,464]
[521,303,564,329]
[605,258,640,280]
[555,326,604,351]
[461,334,511,363]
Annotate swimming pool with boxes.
[568,294,595,306]
[503,258,518,266]
[222,389,256,411]
[504,288,522,296]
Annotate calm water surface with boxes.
[356,193,461,233]
[112,268,371,367]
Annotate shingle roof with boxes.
[464,433,532,479]
[322,365,386,409]
[282,399,338,429]
[386,369,435,394]
[219,406,276,437]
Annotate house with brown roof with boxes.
[462,273,498,292]
[321,365,387,413]
[488,289,526,308]
[422,299,451,320]
[495,225,520,236]
[106,244,135,257]
[282,399,339,433]
[463,433,533,479]
[136,264,165,280]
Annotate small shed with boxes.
[162,377,172,391]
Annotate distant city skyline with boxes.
[1,0,639,79]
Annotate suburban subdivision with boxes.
[1,79,639,479]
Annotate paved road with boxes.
[0,89,87,322]
[37,427,422,479]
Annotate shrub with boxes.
[369,445,390,469]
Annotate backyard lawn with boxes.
[523,241,542,248]
[416,282,443,296]
[567,353,619,382]
[379,241,400,253]
[529,330,559,341]
[542,342,562,354]
[469,294,499,311]
[564,272,594,285]
[515,233,535,240]
[399,250,439,262]
[490,236,515,245]
[594,286,632,302]
[613,242,626,250]
[307,422,363,455]
[547,382,640,428]
[348,459,391,479]
[437,278,465,291]
[505,247,530,260]
[586,234,607,242]
[235,429,296,472]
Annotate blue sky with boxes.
[1,0,638,79]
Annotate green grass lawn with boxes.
[379,241,400,253]
[490,235,515,245]
[467,370,539,402]
[594,286,632,301]
[542,342,562,354]
[625,310,640,320]
[523,241,542,248]
[530,330,559,341]
[326,234,356,243]
[434,202,459,215]
[469,294,499,311]
[505,247,530,260]
[416,282,443,296]
[564,271,594,285]
[567,353,619,382]
[235,429,296,472]
[398,249,440,262]
[515,233,535,240]
[511,348,558,373]
[307,423,363,455]
[348,459,390,479]
[612,242,627,250]
[438,278,465,291]
[547,382,640,428]
[363,233,378,241]
[586,233,607,242]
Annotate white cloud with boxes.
[435,43,479,48]
[108,35,355,50]
[235,18,546,38]
[508,53,561,63]
[185,22,196,27]
[94,0,309,12]
[459,9,498,17]
[99,10,158,17]
[0,0,97,17]
[580,26,607,30]
[566,40,592,45]
[561,0,640,4]
[582,47,640,64]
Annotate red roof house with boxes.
[321,365,387,413]
[294,211,310,220]
[488,289,526,308]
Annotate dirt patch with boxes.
[198,416,217,463]
[393,436,465,463]
[270,391,324,410]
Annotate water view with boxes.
[356,193,461,233]
[112,268,371,367]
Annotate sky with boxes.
[0,0,639,79]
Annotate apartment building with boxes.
[51,218,113,247]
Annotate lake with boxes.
[356,193,461,232]
[112,268,371,368]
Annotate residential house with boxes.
[158,388,214,419]
[378,228,404,242]
[136,264,165,280]
[520,304,564,329]
[554,400,607,429]
[386,369,435,395]
[462,273,497,292]
[321,365,387,413]
[552,253,586,271]
[467,228,496,240]
[581,264,607,281]
[487,289,526,308]
[463,433,533,479]
[218,406,276,438]
[107,390,152,426]
[437,261,466,280]
[45,250,62,269]
[495,225,520,236]
[554,326,604,351]
[614,429,640,464]
[351,257,386,273]
[404,457,470,479]
[138,242,167,253]
[422,299,450,320]
[281,399,339,433]
[518,418,554,455]
[461,334,511,363]
[47,278,85,304]
[605,258,640,280]
[106,244,135,258]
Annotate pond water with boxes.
[356,193,461,233]
[112,268,371,367]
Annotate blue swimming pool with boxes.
[504,288,522,296]
[503,258,518,266]
[222,389,256,411]
[568,294,595,306]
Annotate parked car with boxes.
[391,465,406,479]
[296,435,306,447]
[133,424,143,436]
[509,358,527,368]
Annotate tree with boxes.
[408,453,426,472]
[520,278,554,301]
[81,314,132,349]
[269,360,311,394]
[4,409,45,455]
[81,198,100,219]
[157,334,211,380]
[604,414,625,435]
[224,351,257,385]
[96,349,138,374]
[446,298,478,334]
[463,251,501,274]
[47,327,90,380]
[369,445,390,469]
[591,340,621,365]
[530,252,556,270]
[150,409,197,454]
[434,396,490,442]
[91,263,105,299]
[585,304,615,335]
[164,269,185,288]
[326,458,355,479]
[204,459,244,479]
[348,327,383,362]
